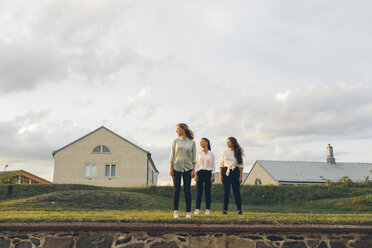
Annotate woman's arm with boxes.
[169,140,176,176]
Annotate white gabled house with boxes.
[53,126,158,187]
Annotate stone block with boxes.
[44,237,73,248]
[226,237,254,248]
[76,234,113,248]
[115,237,132,245]
[31,238,40,246]
[282,241,306,248]
[242,235,262,240]
[306,240,320,248]
[354,240,372,248]
[267,236,284,241]
[14,242,32,248]
[256,242,273,248]
[329,241,346,248]
[190,236,212,248]
[150,241,178,248]
[123,244,145,248]
[287,236,304,240]
[0,239,10,248]
[317,241,329,248]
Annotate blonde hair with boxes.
[177,123,194,140]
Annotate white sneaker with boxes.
[194,209,200,215]
[186,212,191,218]
[173,210,179,218]
[205,209,210,215]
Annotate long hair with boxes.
[177,123,194,140]
[228,137,244,164]
[201,137,211,151]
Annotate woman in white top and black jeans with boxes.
[219,137,244,215]
[194,138,215,215]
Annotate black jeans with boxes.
[222,167,242,211]
[195,170,212,210]
[172,169,192,212]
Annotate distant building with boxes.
[53,126,158,187]
[244,145,372,185]
[0,170,51,184]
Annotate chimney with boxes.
[326,144,336,164]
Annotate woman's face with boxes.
[200,139,207,149]
[176,125,186,137]
[227,139,234,149]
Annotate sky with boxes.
[1,0,372,185]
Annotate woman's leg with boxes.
[222,167,231,211]
[231,168,242,211]
[172,170,181,211]
[195,171,203,210]
[183,170,192,212]
[205,171,212,210]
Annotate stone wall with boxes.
[0,223,371,248]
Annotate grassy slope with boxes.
[0,184,371,224]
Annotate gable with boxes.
[53,126,150,157]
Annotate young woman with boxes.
[169,123,196,218]
[194,138,215,215]
[219,137,244,214]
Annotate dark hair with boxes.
[228,137,244,164]
[201,138,211,151]
[177,123,194,140]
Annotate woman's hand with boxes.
[220,175,223,182]
[169,169,173,176]
[211,174,215,183]
[239,176,242,184]
[191,169,195,178]
[194,175,198,182]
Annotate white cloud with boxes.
[128,86,150,102]
[276,90,291,102]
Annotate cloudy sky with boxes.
[1,0,372,184]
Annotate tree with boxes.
[1,165,14,195]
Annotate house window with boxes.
[85,164,97,178]
[93,145,111,153]
[105,164,116,178]
[255,178,262,185]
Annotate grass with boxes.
[0,184,371,224]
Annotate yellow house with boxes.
[0,170,51,184]
[53,126,158,187]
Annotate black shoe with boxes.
[238,210,243,215]
[223,210,228,215]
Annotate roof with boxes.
[52,126,159,173]
[0,170,52,184]
[249,160,372,184]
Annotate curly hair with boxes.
[177,123,194,140]
[228,137,244,164]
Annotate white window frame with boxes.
[85,164,97,179]
[105,164,116,178]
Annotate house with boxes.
[0,170,51,184]
[53,126,158,187]
[244,144,372,185]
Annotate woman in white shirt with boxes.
[194,138,215,215]
[219,137,244,215]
